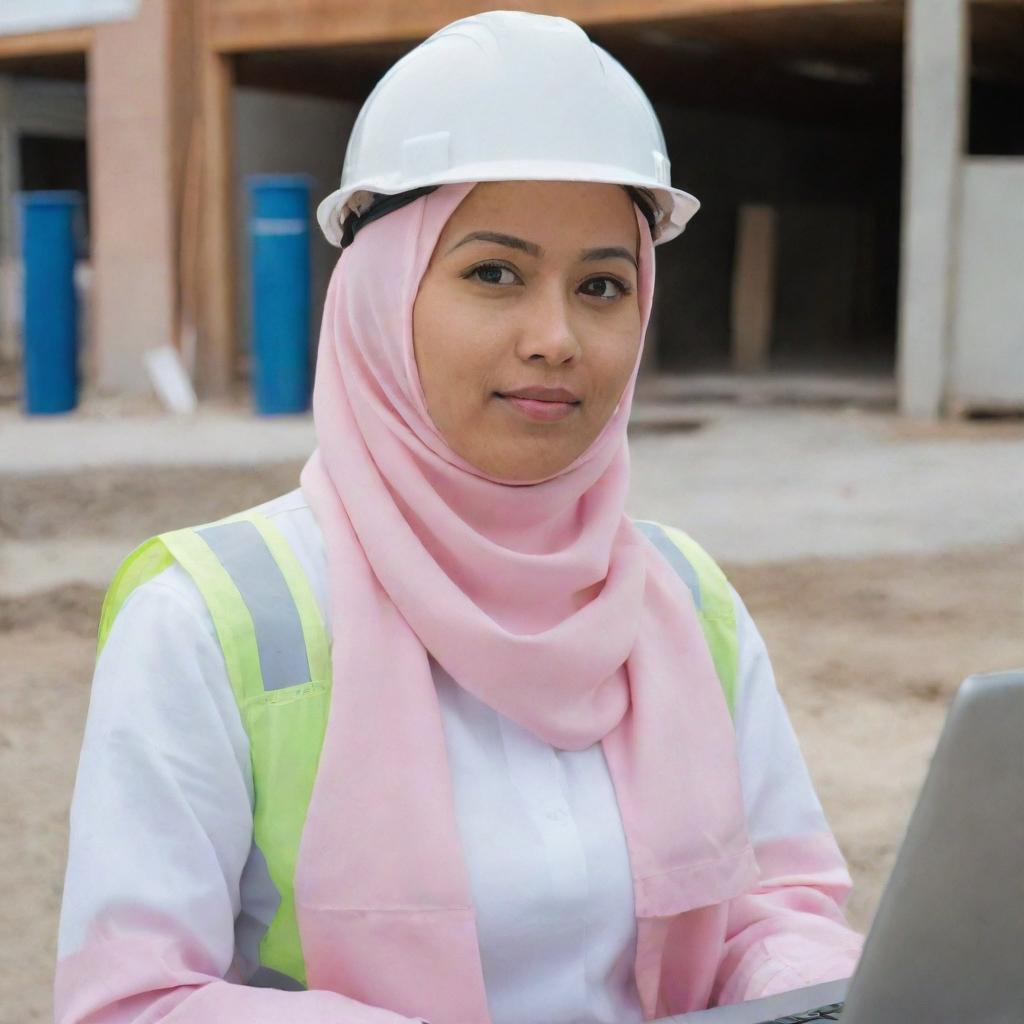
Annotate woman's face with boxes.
[413,180,643,482]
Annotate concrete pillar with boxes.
[731,204,776,373]
[897,0,968,418]
[0,76,18,361]
[88,0,181,395]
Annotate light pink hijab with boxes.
[297,181,758,1023]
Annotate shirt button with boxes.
[545,808,569,822]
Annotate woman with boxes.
[55,11,862,1024]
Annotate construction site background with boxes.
[1,1,1023,1022]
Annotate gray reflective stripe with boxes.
[634,521,702,611]
[235,842,282,980]
[248,966,307,991]
[197,519,311,691]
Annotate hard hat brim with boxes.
[316,165,700,249]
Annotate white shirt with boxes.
[58,488,837,1024]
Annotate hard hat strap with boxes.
[623,186,658,236]
[340,186,441,249]
[340,183,657,251]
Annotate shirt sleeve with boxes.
[712,584,864,1006]
[55,567,428,1024]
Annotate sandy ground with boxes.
[2,396,1023,1023]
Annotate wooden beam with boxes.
[0,27,93,59]
[196,17,237,398]
[731,205,777,373]
[205,0,883,53]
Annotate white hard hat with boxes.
[316,10,700,248]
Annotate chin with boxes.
[485,451,579,483]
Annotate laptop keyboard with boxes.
[755,1003,844,1023]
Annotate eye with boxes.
[581,276,632,301]
[460,261,633,302]
[464,262,521,287]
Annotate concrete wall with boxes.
[232,87,357,379]
[949,159,1024,410]
[0,75,88,362]
[652,102,900,374]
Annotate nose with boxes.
[513,284,582,366]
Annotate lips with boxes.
[499,393,581,421]
[497,386,580,403]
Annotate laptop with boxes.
[661,669,1024,1024]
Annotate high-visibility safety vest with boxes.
[95,507,739,992]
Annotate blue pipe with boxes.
[246,174,313,415]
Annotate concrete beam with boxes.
[896,0,968,418]
[0,28,93,59]
[204,0,882,52]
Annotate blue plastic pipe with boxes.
[19,191,83,415]
[246,175,313,415]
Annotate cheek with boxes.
[413,287,454,400]
[414,291,496,422]
[594,328,642,401]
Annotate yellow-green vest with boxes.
[95,507,738,991]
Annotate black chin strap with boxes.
[339,183,658,250]
[622,186,659,236]
[339,186,441,248]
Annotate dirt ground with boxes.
[2,463,1023,1023]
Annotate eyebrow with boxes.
[445,231,638,271]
